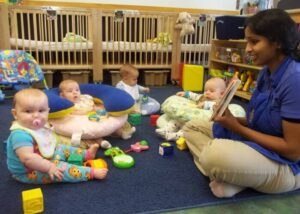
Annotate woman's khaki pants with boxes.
[182,119,300,194]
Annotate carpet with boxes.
[0,85,298,214]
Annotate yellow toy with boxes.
[176,137,188,150]
[242,71,253,92]
[22,188,44,214]
[84,158,108,169]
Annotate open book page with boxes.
[210,79,241,121]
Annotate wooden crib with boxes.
[0,4,217,83]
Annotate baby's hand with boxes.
[176,91,185,96]
[144,87,150,93]
[197,102,204,109]
[48,163,64,181]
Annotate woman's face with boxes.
[245,26,281,69]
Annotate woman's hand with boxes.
[213,108,241,132]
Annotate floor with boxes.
[163,193,300,214]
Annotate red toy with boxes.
[125,140,149,153]
[150,114,160,126]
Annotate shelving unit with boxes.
[209,39,262,100]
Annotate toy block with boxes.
[182,64,204,92]
[67,154,83,166]
[150,114,160,126]
[22,188,44,214]
[176,137,188,150]
[159,142,174,156]
[128,113,142,125]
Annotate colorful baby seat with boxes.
[0,50,48,92]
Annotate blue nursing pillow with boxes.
[44,83,135,119]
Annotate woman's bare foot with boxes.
[87,143,99,160]
[209,180,245,198]
[94,168,108,179]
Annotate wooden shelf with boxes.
[210,58,262,71]
[235,90,252,100]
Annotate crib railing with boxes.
[9,6,93,70]
[4,5,217,82]
[180,15,216,67]
[100,10,176,70]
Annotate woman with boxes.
[182,8,300,198]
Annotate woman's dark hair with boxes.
[245,8,300,61]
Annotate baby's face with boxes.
[124,72,138,86]
[203,81,224,101]
[60,82,81,103]
[12,95,49,130]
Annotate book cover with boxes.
[210,79,241,120]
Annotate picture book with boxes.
[210,79,241,120]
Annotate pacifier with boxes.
[32,119,41,128]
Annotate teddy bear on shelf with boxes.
[175,12,195,38]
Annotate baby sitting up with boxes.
[116,64,160,115]
[156,77,226,141]
[6,88,107,184]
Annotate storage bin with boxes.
[32,70,54,88]
[110,70,121,86]
[215,16,246,40]
[62,71,90,84]
[144,70,170,86]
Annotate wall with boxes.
[36,0,237,10]
[0,0,239,14]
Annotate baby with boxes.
[116,64,160,115]
[156,77,226,141]
[6,88,107,184]
[60,79,135,140]
[59,79,112,148]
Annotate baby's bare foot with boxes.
[94,168,108,179]
[87,144,99,160]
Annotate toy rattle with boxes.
[125,140,149,153]
[104,147,135,169]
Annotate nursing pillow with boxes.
[45,84,135,139]
[50,114,128,140]
[44,83,135,119]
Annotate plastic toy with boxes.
[159,142,174,156]
[67,154,83,166]
[125,141,149,153]
[88,112,100,122]
[141,93,149,103]
[104,147,135,169]
[22,188,44,214]
[242,71,253,92]
[176,137,188,150]
[84,158,108,169]
[128,113,142,125]
[96,109,108,119]
[150,114,160,126]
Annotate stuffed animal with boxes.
[175,12,195,38]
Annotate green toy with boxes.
[128,113,142,125]
[67,154,84,166]
[104,147,135,169]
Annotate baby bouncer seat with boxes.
[0,50,48,100]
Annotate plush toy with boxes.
[175,12,195,38]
